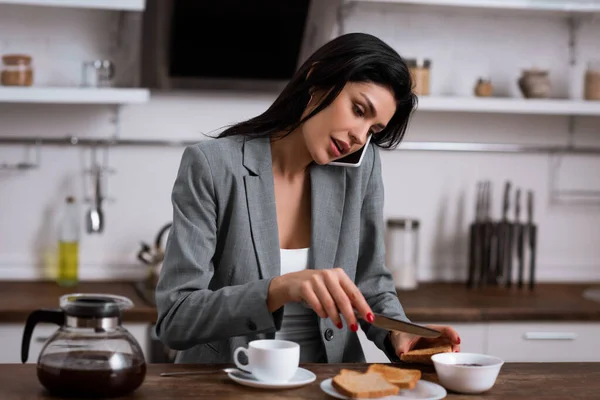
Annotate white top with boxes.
[275,248,326,363]
[279,248,310,274]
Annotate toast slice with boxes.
[332,371,400,399]
[400,344,453,365]
[339,369,362,377]
[366,364,422,390]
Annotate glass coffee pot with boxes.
[21,294,146,398]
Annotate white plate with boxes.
[320,378,447,400]
[227,367,316,389]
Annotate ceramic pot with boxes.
[518,69,551,99]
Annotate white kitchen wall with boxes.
[0,3,599,282]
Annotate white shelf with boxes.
[416,96,600,116]
[0,0,145,11]
[0,87,150,104]
[353,0,600,13]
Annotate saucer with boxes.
[320,378,447,400]
[227,367,316,389]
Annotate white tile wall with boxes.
[0,3,599,282]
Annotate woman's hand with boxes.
[267,268,374,331]
[390,324,461,358]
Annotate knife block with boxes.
[466,219,537,290]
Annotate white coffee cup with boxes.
[233,339,300,383]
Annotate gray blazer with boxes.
[155,135,409,364]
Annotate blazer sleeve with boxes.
[355,146,411,362]
[154,145,282,351]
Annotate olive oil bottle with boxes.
[57,196,79,286]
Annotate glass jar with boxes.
[1,54,34,86]
[407,58,431,96]
[584,59,600,101]
[386,218,420,290]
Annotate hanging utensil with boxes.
[94,164,104,233]
[85,146,102,234]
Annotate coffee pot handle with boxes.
[21,309,65,363]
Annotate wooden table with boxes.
[5,362,599,399]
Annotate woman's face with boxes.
[301,82,396,165]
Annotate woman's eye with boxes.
[353,104,365,117]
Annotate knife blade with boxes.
[301,302,442,338]
[367,313,442,338]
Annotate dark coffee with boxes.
[37,351,146,398]
[457,363,483,367]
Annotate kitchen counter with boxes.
[4,362,599,399]
[396,282,600,322]
[0,281,157,323]
[0,281,598,323]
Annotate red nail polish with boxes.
[457,337,461,344]
[366,313,374,323]
[350,324,358,332]
[336,322,343,329]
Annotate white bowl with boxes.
[431,352,504,394]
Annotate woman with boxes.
[155,32,460,364]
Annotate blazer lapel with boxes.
[310,165,346,271]
[243,137,281,280]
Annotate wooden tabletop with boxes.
[0,281,598,323]
[4,362,599,399]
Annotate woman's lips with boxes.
[330,138,342,158]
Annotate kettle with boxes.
[137,222,172,288]
[22,294,146,398]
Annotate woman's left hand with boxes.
[390,325,461,358]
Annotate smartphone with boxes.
[328,134,372,168]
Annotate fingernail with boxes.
[457,337,461,344]
[336,322,343,329]
[366,313,374,323]
[350,324,358,332]
[455,350,460,353]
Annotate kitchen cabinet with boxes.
[360,321,600,363]
[487,322,600,362]
[0,323,150,364]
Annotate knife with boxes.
[365,313,442,338]
[527,190,537,291]
[497,181,511,285]
[301,302,442,339]
[467,182,482,289]
[515,188,525,289]
[481,181,494,286]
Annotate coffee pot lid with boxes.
[60,293,133,318]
